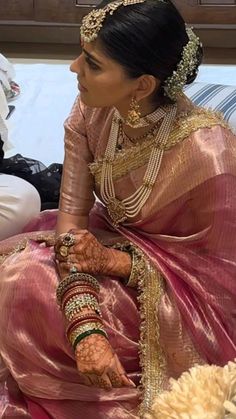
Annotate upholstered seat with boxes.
[186,82,236,131]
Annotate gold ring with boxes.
[59,245,69,257]
[61,233,76,247]
[57,233,76,257]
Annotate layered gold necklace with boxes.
[116,120,161,151]
[100,104,177,226]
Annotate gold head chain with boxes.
[80,0,145,43]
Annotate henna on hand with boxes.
[76,334,112,370]
[75,334,135,389]
[104,247,131,279]
[55,230,132,279]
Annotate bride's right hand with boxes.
[75,333,136,390]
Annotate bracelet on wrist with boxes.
[56,273,100,305]
[109,241,146,288]
[66,313,102,336]
[126,245,146,288]
[61,288,99,311]
[68,320,105,345]
[65,295,101,321]
[73,329,108,350]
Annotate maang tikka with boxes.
[80,0,146,43]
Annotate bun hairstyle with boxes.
[95,0,203,105]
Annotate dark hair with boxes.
[95,0,203,105]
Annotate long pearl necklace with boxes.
[100,104,177,226]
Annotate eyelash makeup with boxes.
[85,56,100,71]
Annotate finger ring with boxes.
[62,233,76,247]
[70,266,79,274]
[59,245,69,257]
[58,233,76,258]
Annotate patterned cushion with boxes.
[185,82,236,131]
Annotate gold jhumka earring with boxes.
[125,97,141,128]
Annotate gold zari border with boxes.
[138,256,166,417]
[109,241,166,416]
[89,108,230,185]
[0,233,55,265]
[0,240,28,265]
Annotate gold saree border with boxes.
[108,241,166,416]
[89,108,230,185]
[0,233,55,265]
[0,239,28,264]
[138,255,166,417]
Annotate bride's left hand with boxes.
[54,229,111,278]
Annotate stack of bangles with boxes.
[55,232,146,351]
[56,272,108,350]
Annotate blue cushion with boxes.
[185,82,236,131]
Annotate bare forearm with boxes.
[56,210,89,236]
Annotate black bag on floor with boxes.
[0,151,62,210]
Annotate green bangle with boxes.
[73,329,108,350]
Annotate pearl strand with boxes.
[100,104,177,225]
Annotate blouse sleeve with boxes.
[59,96,95,216]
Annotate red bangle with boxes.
[60,280,98,299]
[66,317,104,337]
[67,319,104,340]
[65,312,102,333]
[66,310,102,323]
[62,286,97,303]
[62,288,99,311]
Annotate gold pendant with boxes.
[107,198,127,226]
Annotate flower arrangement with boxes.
[145,360,236,419]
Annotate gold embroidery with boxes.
[0,240,28,265]
[109,241,166,416]
[89,108,230,185]
[138,257,166,417]
[0,233,56,265]
[36,233,56,246]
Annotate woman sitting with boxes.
[0,0,235,418]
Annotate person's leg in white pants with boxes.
[0,174,41,240]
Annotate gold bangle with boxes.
[126,245,146,288]
[64,294,101,321]
[109,241,146,288]
[68,321,107,346]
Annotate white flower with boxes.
[145,360,236,419]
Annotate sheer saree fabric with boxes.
[0,97,236,418]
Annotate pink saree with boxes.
[0,99,236,418]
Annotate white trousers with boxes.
[0,174,41,240]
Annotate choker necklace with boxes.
[100,104,177,226]
[119,104,170,128]
[116,120,161,151]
